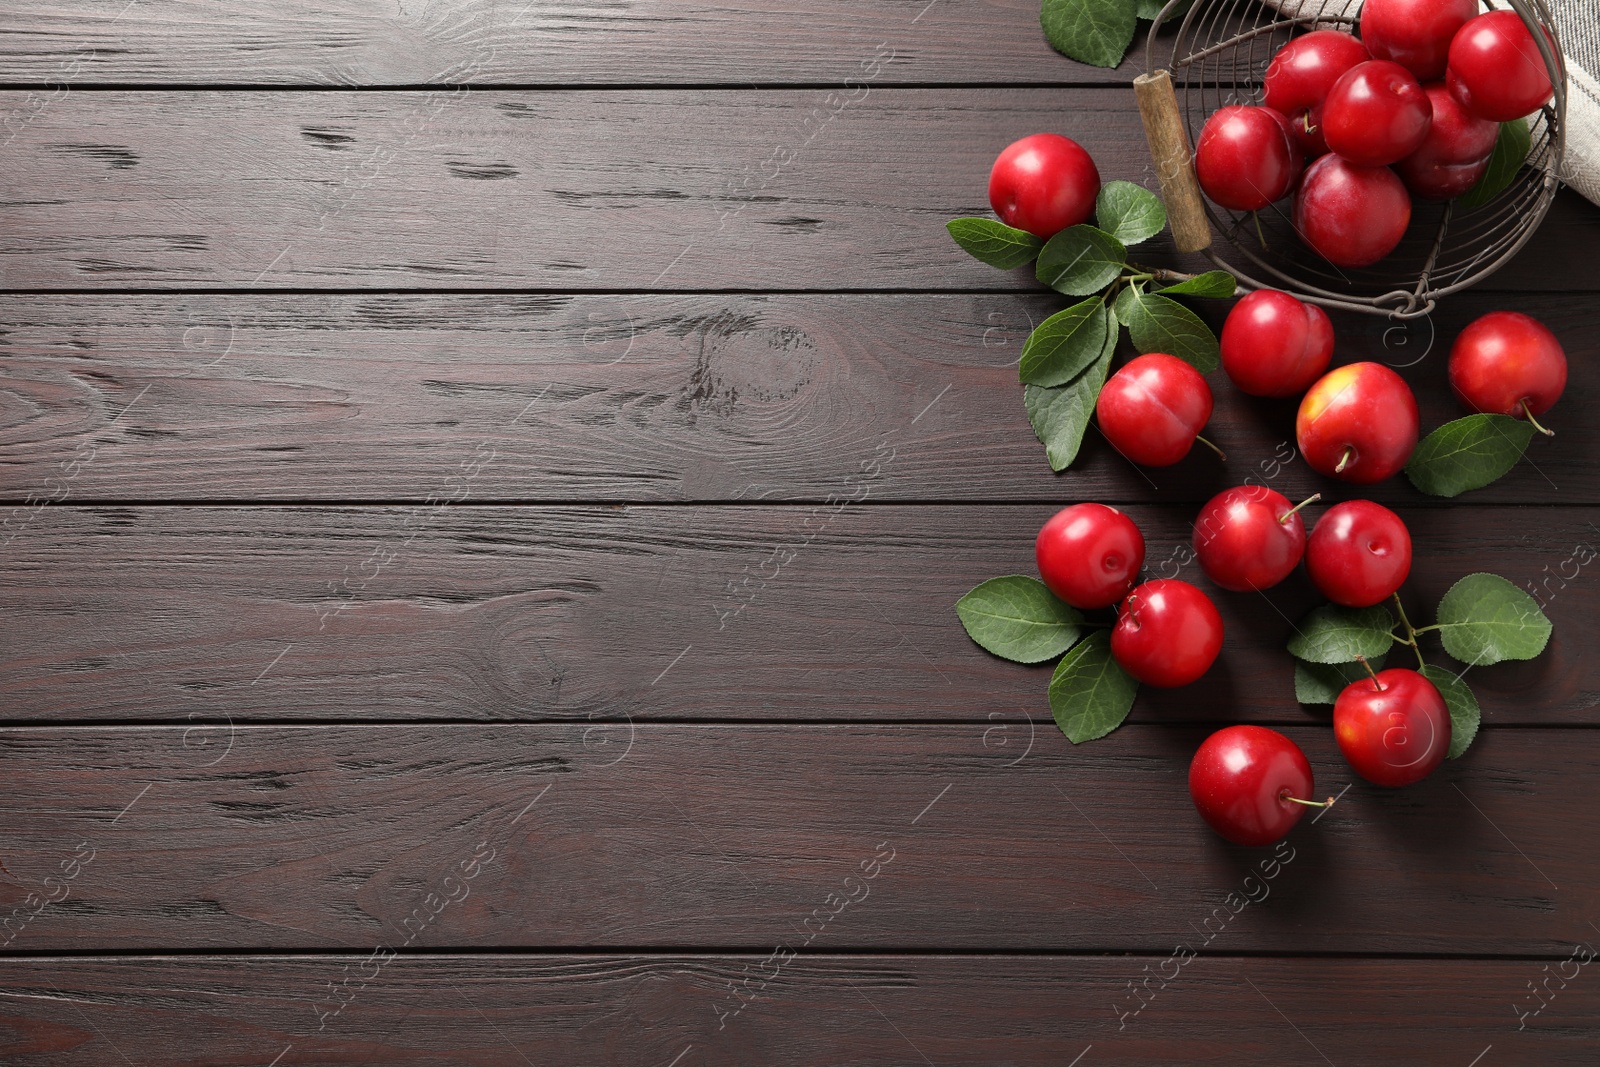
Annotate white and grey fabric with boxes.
[1547,0,1600,204]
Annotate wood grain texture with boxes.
[0,0,1114,87]
[1,2,1593,1055]
[1,88,1596,290]
[0,505,1592,723]
[0,724,1593,953]
[0,292,1594,505]
[0,954,1594,1065]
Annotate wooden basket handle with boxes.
[1133,70,1212,254]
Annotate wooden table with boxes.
[1,2,1597,1063]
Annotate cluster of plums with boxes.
[1040,287,1568,846]
[1195,0,1556,266]
[1038,491,1414,672]
[1036,483,1427,831]
[977,126,1570,847]
[1038,497,1446,845]
[1105,288,1568,486]
[1192,670,1456,844]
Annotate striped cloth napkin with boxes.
[1548,0,1600,203]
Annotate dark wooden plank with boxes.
[1,89,1595,290]
[0,0,1118,87]
[0,724,1593,952]
[0,954,1593,1064]
[0,505,1593,723]
[0,291,1594,505]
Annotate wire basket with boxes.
[1136,0,1567,318]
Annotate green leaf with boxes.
[1111,281,1142,324]
[1094,181,1167,245]
[1024,309,1118,471]
[1020,299,1109,387]
[1154,269,1236,298]
[946,217,1044,270]
[1419,664,1481,760]
[1457,119,1532,211]
[1135,0,1194,21]
[1405,414,1537,498]
[1293,652,1386,705]
[1287,604,1395,664]
[1049,630,1139,743]
[1036,225,1126,297]
[1122,292,1220,373]
[956,576,1085,664]
[1434,573,1552,666]
[1041,0,1138,69]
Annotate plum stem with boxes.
[1194,434,1226,462]
[1390,592,1415,634]
[1334,445,1355,474]
[1125,264,1205,285]
[1391,593,1428,670]
[1355,654,1384,691]
[1521,400,1555,437]
[1120,591,1142,627]
[1278,493,1321,524]
[1281,792,1336,808]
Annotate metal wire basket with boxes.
[1136,0,1567,318]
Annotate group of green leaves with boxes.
[948,181,1234,471]
[955,575,1139,744]
[1288,574,1553,758]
